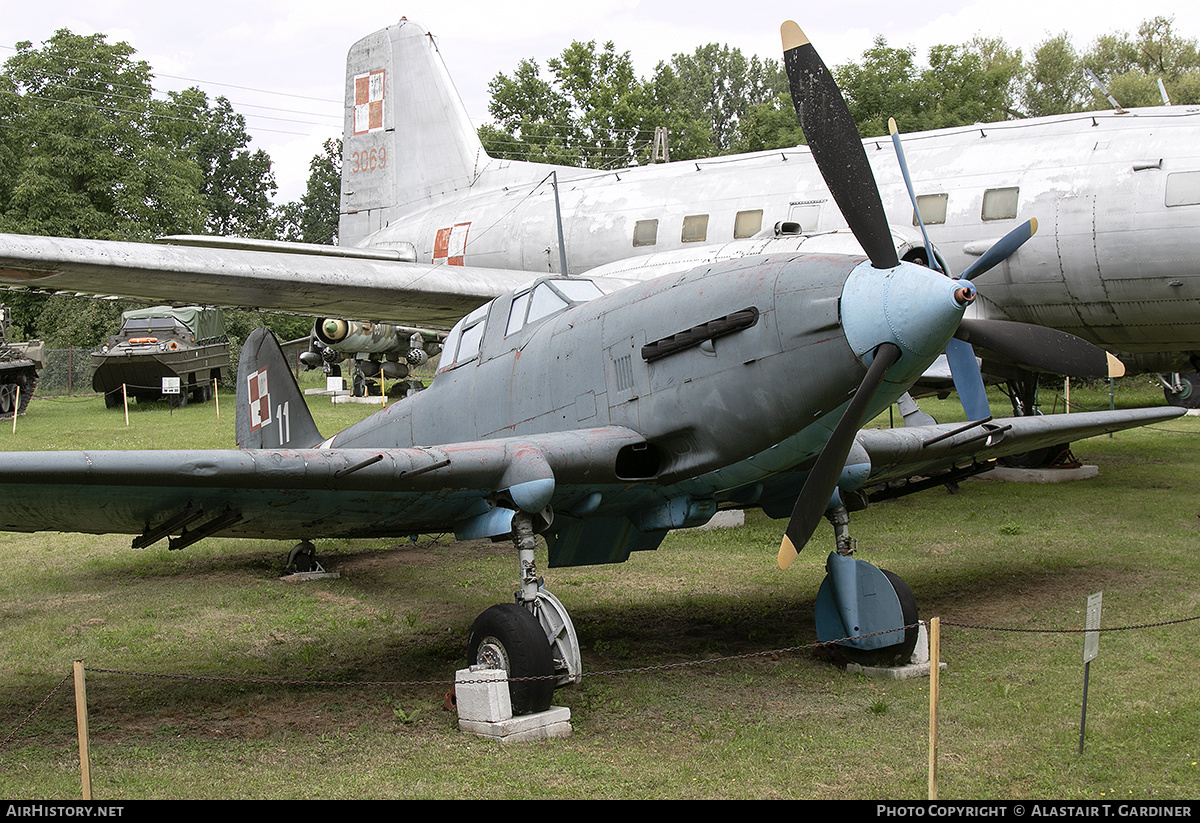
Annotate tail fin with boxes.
[339,18,487,247]
[236,328,323,449]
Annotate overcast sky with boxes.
[4,1,1200,203]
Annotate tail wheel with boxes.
[285,541,317,573]
[466,603,555,716]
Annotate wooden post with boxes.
[928,616,940,800]
[11,386,17,434]
[213,377,220,419]
[123,384,129,427]
[73,661,92,800]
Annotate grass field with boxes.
[0,378,1197,800]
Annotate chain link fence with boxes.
[34,348,96,397]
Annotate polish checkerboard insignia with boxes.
[353,69,385,135]
[247,367,271,431]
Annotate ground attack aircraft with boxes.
[0,22,1182,715]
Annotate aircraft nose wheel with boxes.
[466,603,556,715]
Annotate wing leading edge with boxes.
[0,233,534,328]
[857,406,1184,488]
[0,427,647,545]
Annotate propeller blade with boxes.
[958,219,1038,281]
[779,343,901,570]
[782,22,899,270]
[944,337,992,420]
[955,318,1126,379]
[888,118,940,272]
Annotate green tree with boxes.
[650,45,787,156]
[730,94,806,154]
[1022,33,1087,117]
[0,30,205,241]
[277,137,341,245]
[156,88,278,237]
[0,30,209,346]
[1084,16,1200,107]
[833,36,1021,136]
[480,41,658,168]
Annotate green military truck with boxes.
[92,306,230,408]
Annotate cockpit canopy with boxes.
[438,277,606,373]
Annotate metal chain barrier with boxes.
[4,613,1197,752]
[0,671,72,751]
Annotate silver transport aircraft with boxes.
[0,21,1185,712]
[326,18,1200,412]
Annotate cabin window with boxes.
[504,278,606,337]
[505,291,530,337]
[914,193,948,226]
[439,302,490,371]
[633,219,658,247]
[982,187,1019,220]
[734,209,763,238]
[788,202,821,231]
[526,282,570,325]
[682,214,709,243]
[1166,171,1200,207]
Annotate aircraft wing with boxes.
[0,233,537,328]
[857,406,1184,489]
[0,426,646,545]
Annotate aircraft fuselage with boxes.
[323,255,966,534]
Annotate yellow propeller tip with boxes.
[888,117,898,135]
[1029,217,1038,235]
[781,21,809,52]
[777,535,798,570]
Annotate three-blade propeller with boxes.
[776,21,1122,568]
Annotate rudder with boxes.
[236,327,323,449]
[339,18,486,247]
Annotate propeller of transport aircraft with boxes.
[777,21,1121,569]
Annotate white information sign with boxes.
[1083,592,1102,664]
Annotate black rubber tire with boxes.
[1165,372,1200,409]
[285,542,316,573]
[837,569,920,668]
[466,603,555,715]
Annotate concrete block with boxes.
[455,667,511,722]
[845,621,946,680]
[454,667,572,741]
[458,706,573,743]
[975,465,1098,483]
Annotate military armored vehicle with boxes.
[92,306,229,408]
[0,307,44,418]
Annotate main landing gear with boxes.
[1162,371,1200,409]
[465,512,582,715]
[812,503,919,667]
